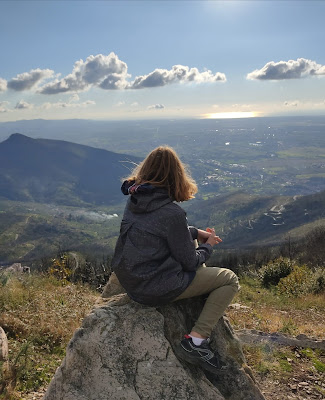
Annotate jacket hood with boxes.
[121,180,172,213]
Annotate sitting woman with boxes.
[111,146,239,371]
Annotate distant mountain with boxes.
[0,133,140,206]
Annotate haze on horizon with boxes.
[1,0,325,122]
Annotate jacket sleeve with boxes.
[166,212,212,272]
[188,226,198,240]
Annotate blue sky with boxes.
[1,0,325,121]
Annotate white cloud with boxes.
[41,100,96,109]
[0,101,10,113]
[8,69,54,91]
[39,53,129,94]
[284,101,299,107]
[131,65,226,89]
[148,104,165,110]
[15,100,33,109]
[0,78,7,92]
[131,102,139,107]
[38,54,226,93]
[247,58,325,80]
[116,101,125,107]
[231,103,254,109]
[69,94,80,102]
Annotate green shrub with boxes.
[277,265,313,297]
[279,318,298,336]
[48,254,72,284]
[259,258,293,288]
[313,359,325,373]
[311,268,325,294]
[277,266,325,297]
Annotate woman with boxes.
[112,146,239,372]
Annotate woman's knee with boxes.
[224,269,240,291]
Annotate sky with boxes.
[0,0,325,121]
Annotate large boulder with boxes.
[0,326,10,394]
[44,290,265,400]
[0,326,8,363]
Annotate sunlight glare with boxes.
[202,112,258,119]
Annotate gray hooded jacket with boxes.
[112,185,213,306]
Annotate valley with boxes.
[0,116,324,265]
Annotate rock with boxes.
[0,326,8,362]
[44,292,265,400]
[229,303,250,310]
[0,327,10,393]
[3,263,30,274]
[235,329,325,350]
[101,271,125,298]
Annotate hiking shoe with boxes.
[178,335,227,373]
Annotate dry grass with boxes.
[227,275,325,400]
[0,273,98,399]
[1,272,324,399]
[227,276,325,338]
[243,344,325,400]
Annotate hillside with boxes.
[0,200,124,264]
[0,131,325,263]
[0,133,140,206]
[1,189,325,264]
[185,189,325,248]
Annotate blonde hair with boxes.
[126,146,197,202]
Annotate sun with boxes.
[202,112,258,119]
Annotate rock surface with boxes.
[0,326,10,394]
[0,326,8,362]
[236,329,325,350]
[44,291,265,400]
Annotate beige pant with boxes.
[104,242,239,338]
[104,265,239,338]
[174,265,240,337]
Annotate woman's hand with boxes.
[197,228,222,247]
[205,228,222,247]
[197,229,211,243]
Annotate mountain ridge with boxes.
[0,133,140,206]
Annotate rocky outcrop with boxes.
[44,290,265,400]
[3,263,30,274]
[236,329,325,350]
[0,326,10,394]
[0,326,8,363]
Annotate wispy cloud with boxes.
[8,69,54,91]
[15,100,33,109]
[41,100,96,109]
[0,101,10,113]
[0,78,7,92]
[148,104,165,110]
[69,94,80,103]
[247,58,325,80]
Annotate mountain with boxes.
[185,189,325,248]
[0,133,141,206]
